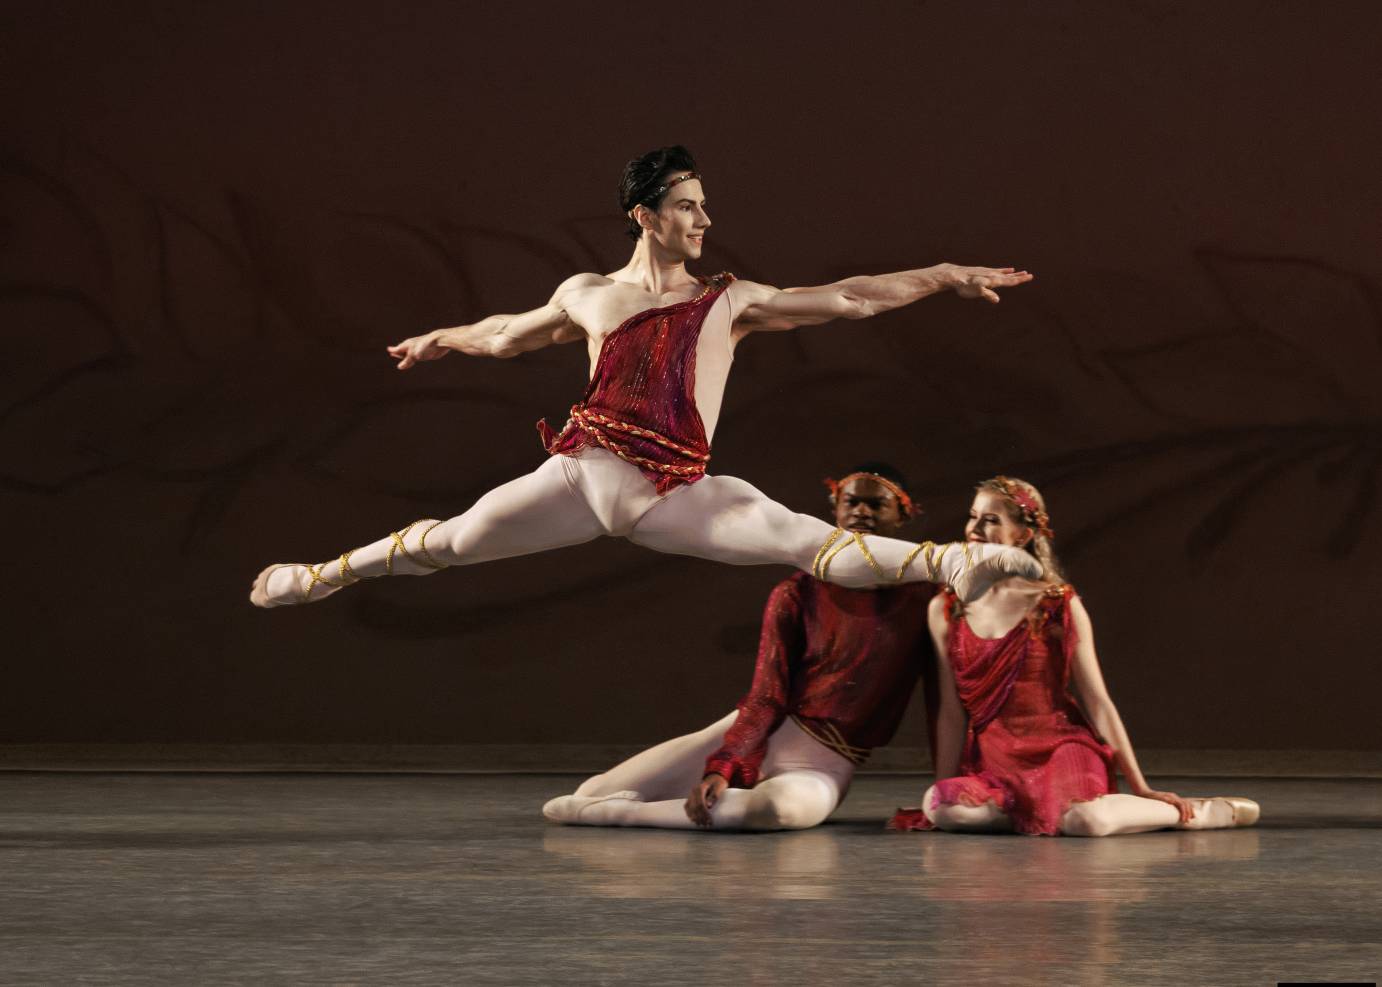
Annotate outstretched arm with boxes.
[1067,596,1192,821]
[732,263,1034,336]
[387,274,591,368]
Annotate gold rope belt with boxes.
[567,405,709,477]
[791,715,871,766]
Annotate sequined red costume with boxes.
[703,573,939,787]
[538,274,735,495]
[890,585,1118,835]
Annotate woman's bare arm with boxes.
[928,595,967,781]
[1067,595,1191,820]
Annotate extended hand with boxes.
[387,329,451,370]
[1137,788,1194,824]
[684,773,729,828]
[944,264,1035,304]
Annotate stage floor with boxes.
[1,773,1378,985]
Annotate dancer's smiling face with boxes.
[834,477,905,537]
[638,174,710,261]
[965,490,1033,549]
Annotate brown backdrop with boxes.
[2,2,1379,752]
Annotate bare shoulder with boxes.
[726,279,783,337]
[926,592,949,623]
[727,278,779,305]
[553,272,612,298]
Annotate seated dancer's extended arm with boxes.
[387,274,589,368]
[732,263,1035,334]
[1066,596,1174,805]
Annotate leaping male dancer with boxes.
[250,145,1038,609]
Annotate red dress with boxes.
[703,573,938,787]
[890,584,1117,836]
[538,273,735,495]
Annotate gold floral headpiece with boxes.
[989,476,1053,540]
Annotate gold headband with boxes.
[645,171,701,202]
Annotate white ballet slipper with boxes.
[542,790,644,825]
[249,561,347,608]
[250,519,448,609]
[1178,796,1261,830]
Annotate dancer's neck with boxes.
[617,238,696,296]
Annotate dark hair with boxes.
[618,145,698,240]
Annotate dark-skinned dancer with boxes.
[544,466,938,831]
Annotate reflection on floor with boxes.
[1,773,1378,985]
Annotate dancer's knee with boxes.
[749,776,838,831]
[1060,799,1115,838]
[932,798,1009,832]
[920,785,940,826]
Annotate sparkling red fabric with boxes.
[889,585,1117,835]
[703,573,938,787]
[537,274,734,495]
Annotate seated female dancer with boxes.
[543,465,938,831]
[890,476,1259,837]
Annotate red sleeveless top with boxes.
[889,585,1118,835]
[537,273,735,495]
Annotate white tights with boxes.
[263,449,948,602]
[560,712,855,831]
[919,786,1230,837]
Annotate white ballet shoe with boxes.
[1178,796,1261,830]
[542,790,644,825]
[249,519,448,608]
[249,561,349,608]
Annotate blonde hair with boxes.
[976,476,1065,584]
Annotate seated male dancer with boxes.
[250,145,1038,609]
[543,466,938,831]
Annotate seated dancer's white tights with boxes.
[255,449,1034,605]
[918,785,1260,837]
[543,712,854,831]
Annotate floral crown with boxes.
[825,472,916,518]
[988,476,1054,540]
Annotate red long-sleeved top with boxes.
[703,572,938,787]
